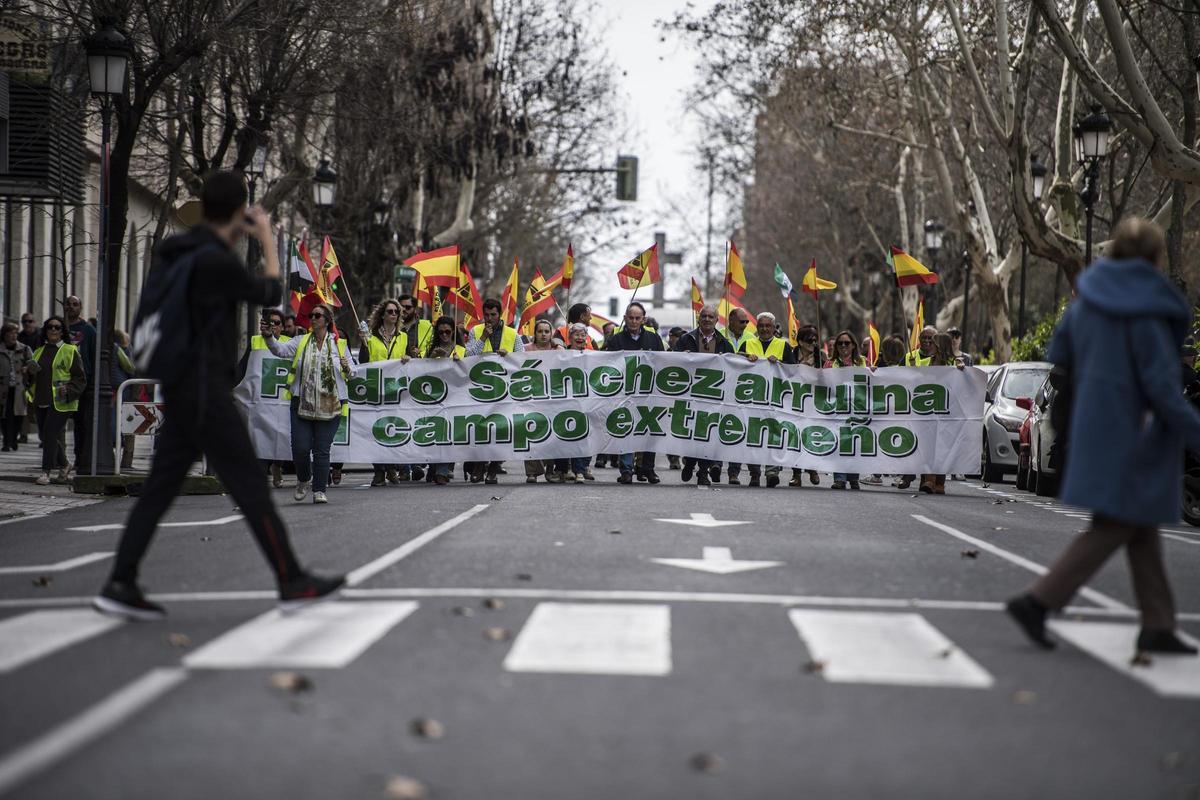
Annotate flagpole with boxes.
[815,292,823,369]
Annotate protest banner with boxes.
[236,350,985,473]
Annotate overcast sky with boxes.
[585,0,722,319]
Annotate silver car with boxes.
[981,362,1051,482]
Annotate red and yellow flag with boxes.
[314,238,343,307]
[616,244,660,290]
[909,298,925,352]
[447,261,483,327]
[295,239,320,284]
[560,244,575,291]
[404,245,461,289]
[786,296,800,346]
[717,295,757,334]
[867,322,881,367]
[890,246,939,286]
[690,278,705,314]
[414,271,432,307]
[724,240,747,298]
[520,268,560,335]
[800,259,837,298]
[500,258,521,326]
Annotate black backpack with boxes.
[130,243,221,384]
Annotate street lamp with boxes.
[1018,154,1048,339]
[1074,105,1112,265]
[313,159,337,209]
[924,219,944,321]
[372,201,390,228]
[83,20,130,477]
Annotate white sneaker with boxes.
[294,481,310,502]
[312,491,328,504]
[35,473,50,486]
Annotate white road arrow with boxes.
[0,552,113,575]
[67,514,244,533]
[650,547,782,575]
[653,513,751,528]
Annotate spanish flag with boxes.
[891,246,939,286]
[404,245,461,289]
[414,271,433,307]
[616,244,660,289]
[724,240,747,298]
[800,259,837,297]
[691,278,705,314]
[560,244,575,291]
[500,258,521,326]
[520,268,559,335]
[717,295,757,334]
[447,261,483,327]
[867,321,881,367]
[909,298,925,352]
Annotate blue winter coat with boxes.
[1048,257,1200,525]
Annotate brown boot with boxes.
[933,475,946,495]
[919,475,935,494]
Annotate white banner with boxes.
[235,350,986,473]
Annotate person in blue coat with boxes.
[1007,217,1200,655]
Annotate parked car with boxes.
[1014,384,1040,490]
[981,362,1052,482]
[1028,377,1062,496]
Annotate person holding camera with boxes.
[94,171,343,622]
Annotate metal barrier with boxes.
[114,379,208,477]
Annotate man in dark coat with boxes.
[604,301,664,483]
[674,304,733,486]
[1007,217,1200,655]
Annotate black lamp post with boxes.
[313,160,338,211]
[83,20,130,476]
[1074,105,1112,265]
[1017,154,1047,339]
[923,219,944,321]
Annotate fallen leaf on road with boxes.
[1131,652,1153,668]
[484,598,505,611]
[384,775,428,800]
[936,647,954,659]
[167,633,191,648]
[515,573,532,582]
[490,495,502,501]
[960,550,980,559]
[609,530,621,535]
[411,718,445,739]
[451,606,474,618]
[802,660,826,674]
[483,627,512,642]
[1012,690,1037,705]
[269,671,312,693]
[689,753,723,774]
[31,575,51,587]
[200,536,211,542]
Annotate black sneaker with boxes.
[749,475,761,488]
[1137,629,1198,655]
[93,581,167,622]
[766,474,780,488]
[697,472,711,486]
[1005,594,1056,650]
[411,466,426,482]
[617,472,633,484]
[646,471,661,485]
[708,465,721,483]
[681,463,694,483]
[279,573,346,613]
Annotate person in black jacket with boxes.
[94,171,343,622]
[673,304,732,485]
[604,301,664,483]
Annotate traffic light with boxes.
[615,155,638,201]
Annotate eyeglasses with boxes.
[384,308,399,315]
[800,336,817,344]
[46,325,62,331]
[437,328,454,336]
[399,304,414,311]
[21,319,33,324]
[267,319,282,325]
[308,313,326,321]
[837,341,853,347]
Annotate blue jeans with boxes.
[619,452,655,474]
[570,457,590,474]
[291,403,340,493]
[834,472,859,483]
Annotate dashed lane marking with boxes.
[0,553,113,575]
[345,504,490,587]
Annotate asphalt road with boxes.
[0,466,1198,799]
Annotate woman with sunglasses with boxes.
[825,330,868,490]
[264,303,352,504]
[426,316,465,360]
[28,317,85,485]
[360,299,410,487]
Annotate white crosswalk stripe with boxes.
[0,610,122,674]
[789,609,994,689]
[504,602,672,676]
[183,601,418,669]
[1049,621,1200,698]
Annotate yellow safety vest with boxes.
[743,337,787,360]
[831,356,867,368]
[364,331,409,363]
[401,319,434,357]
[471,323,518,353]
[723,328,752,351]
[28,344,81,413]
[904,349,933,366]
[287,333,350,416]
[251,334,289,351]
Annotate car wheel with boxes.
[981,434,1004,483]
[1183,476,1200,527]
